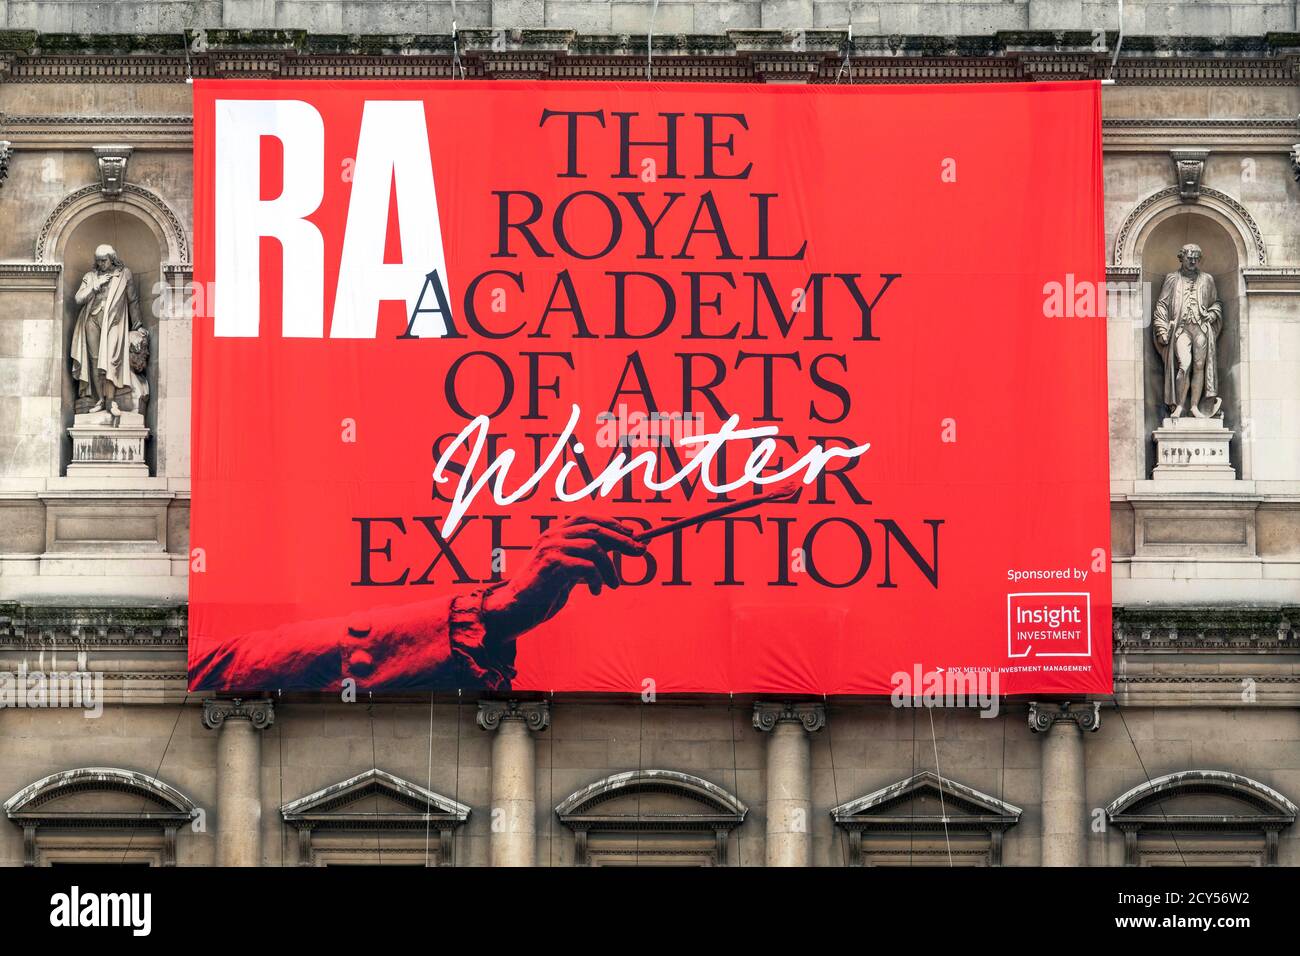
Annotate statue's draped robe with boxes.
[70,266,147,407]
[1152,270,1222,408]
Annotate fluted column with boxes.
[477,700,550,867]
[1029,701,1099,867]
[202,698,274,867]
[753,702,825,867]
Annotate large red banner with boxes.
[189,79,1110,696]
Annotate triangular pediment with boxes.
[280,769,469,822]
[831,771,1021,825]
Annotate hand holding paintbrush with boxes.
[633,477,804,542]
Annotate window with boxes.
[556,770,747,866]
[831,771,1022,867]
[4,767,195,867]
[1106,771,1297,866]
[280,768,470,867]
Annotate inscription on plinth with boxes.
[1152,416,1234,479]
[67,410,150,477]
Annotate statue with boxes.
[70,243,149,419]
[1152,243,1222,419]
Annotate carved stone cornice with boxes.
[1028,701,1101,734]
[0,31,1298,85]
[1103,116,1300,152]
[1113,606,1297,652]
[752,701,826,733]
[0,114,193,150]
[476,699,549,732]
[201,697,275,731]
[0,601,186,648]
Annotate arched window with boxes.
[4,767,196,866]
[831,771,1022,866]
[280,768,469,866]
[555,770,747,866]
[1107,771,1297,866]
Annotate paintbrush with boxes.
[633,478,804,542]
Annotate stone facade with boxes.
[0,1,1298,866]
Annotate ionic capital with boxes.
[202,697,275,731]
[752,701,826,734]
[477,699,550,733]
[1028,701,1100,734]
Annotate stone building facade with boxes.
[0,0,1297,866]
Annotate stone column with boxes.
[477,700,550,867]
[753,701,825,867]
[202,698,274,867]
[1029,701,1099,867]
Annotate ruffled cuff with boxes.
[449,584,517,691]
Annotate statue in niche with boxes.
[70,243,149,421]
[1152,243,1222,419]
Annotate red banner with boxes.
[189,78,1110,696]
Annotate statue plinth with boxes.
[67,411,150,477]
[1152,416,1234,479]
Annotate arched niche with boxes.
[38,183,190,478]
[1119,189,1259,479]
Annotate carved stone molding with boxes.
[1,32,1298,86]
[4,767,196,867]
[35,180,190,265]
[1170,148,1210,201]
[1113,605,1297,651]
[1103,117,1300,152]
[0,262,62,290]
[0,601,187,648]
[476,699,550,732]
[555,769,746,865]
[752,701,826,733]
[0,113,193,145]
[280,768,469,866]
[1112,184,1267,267]
[830,770,1022,866]
[201,697,275,731]
[1028,701,1101,734]
[1106,771,1297,866]
[92,145,132,196]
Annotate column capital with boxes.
[477,699,550,733]
[202,697,275,731]
[752,701,825,734]
[1028,701,1100,734]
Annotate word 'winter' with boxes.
[433,403,870,533]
